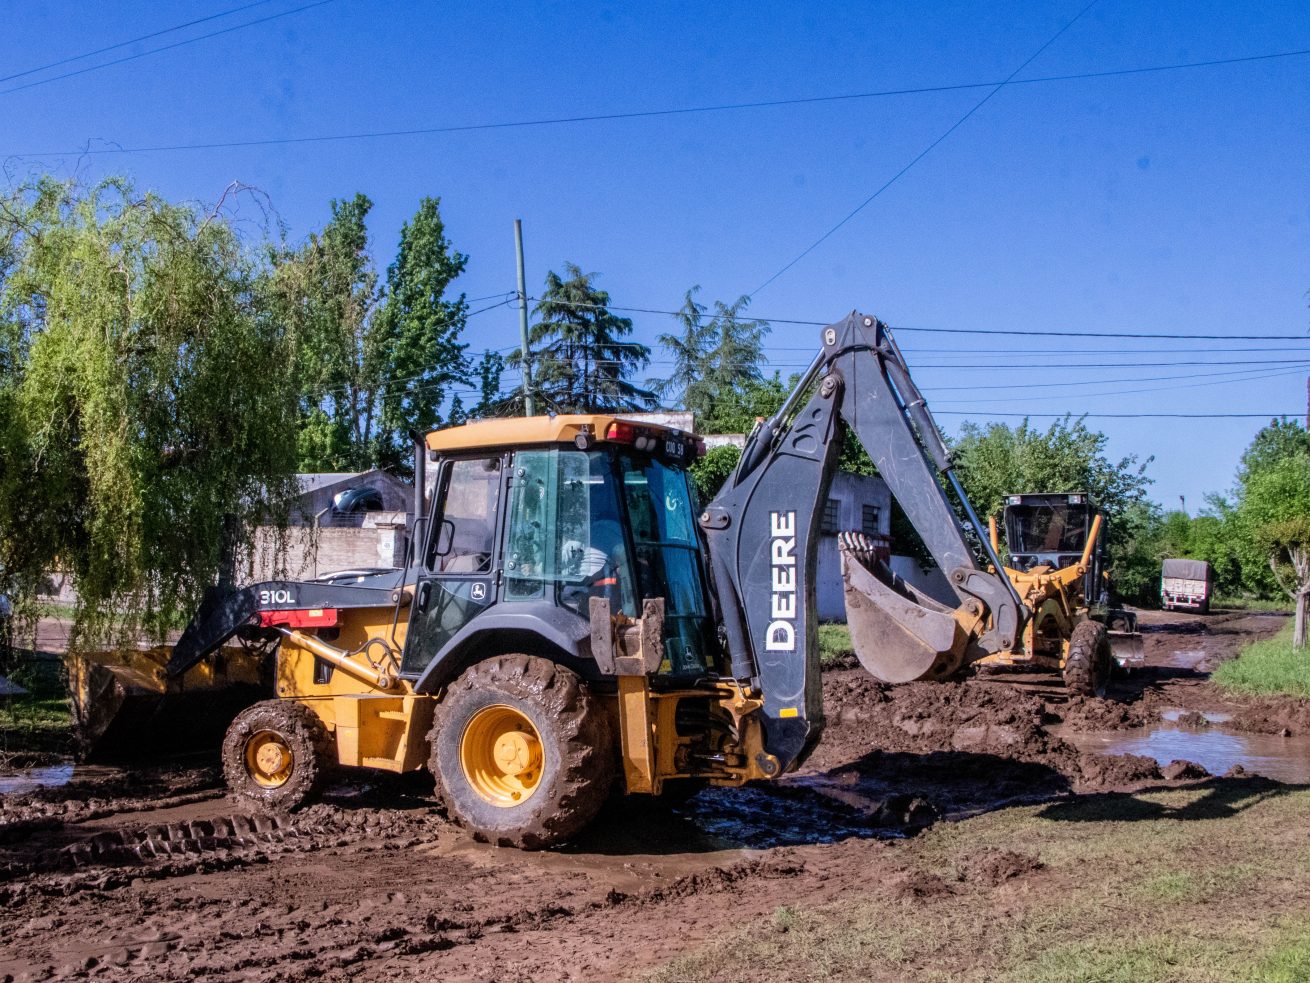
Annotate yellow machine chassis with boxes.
[976,513,1103,672]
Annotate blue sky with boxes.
[2,1,1308,513]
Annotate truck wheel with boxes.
[430,655,614,849]
[222,700,331,812]
[1063,621,1111,697]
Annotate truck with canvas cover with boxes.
[1161,558,1212,613]
[71,311,1031,848]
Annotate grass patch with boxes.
[647,785,1310,983]
[1212,622,1309,697]
[818,623,853,667]
[1213,596,1293,613]
[0,653,72,761]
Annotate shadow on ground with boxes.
[1037,775,1299,824]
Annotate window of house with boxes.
[821,498,839,534]
[862,504,881,536]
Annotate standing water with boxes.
[1055,712,1310,785]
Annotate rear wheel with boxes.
[430,655,614,849]
[222,700,331,811]
[1063,620,1111,697]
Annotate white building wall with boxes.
[815,472,892,621]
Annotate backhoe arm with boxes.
[700,311,1025,773]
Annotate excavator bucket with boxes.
[839,540,968,684]
[67,644,267,761]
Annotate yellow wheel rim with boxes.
[460,704,543,807]
[244,730,294,789]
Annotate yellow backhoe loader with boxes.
[70,311,1035,848]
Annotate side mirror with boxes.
[434,519,455,558]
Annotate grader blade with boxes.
[1108,629,1145,669]
[840,545,967,684]
[67,645,266,761]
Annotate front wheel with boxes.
[429,655,614,849]
[1063,621,1112,697]
[222,700,331,812]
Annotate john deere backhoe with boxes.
[71,311,1030,848]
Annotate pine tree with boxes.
[511,263,654,413]
[653,286,768,418]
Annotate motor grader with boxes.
[974,492,1144,695]
[71,311,1033,849]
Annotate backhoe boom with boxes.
[701,311,1026,772]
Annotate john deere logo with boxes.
[471,582,487,601]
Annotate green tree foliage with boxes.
[270,194,469,474]
[699,373,791,435]
[653,287,768,417]
[0,177,300,644]
[689,444,742,501]
[510,263,654,413]
[1231,421,1310,645]
[373,198,469,469]
[950,415,1155,600]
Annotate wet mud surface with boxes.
[0,607,1302,981]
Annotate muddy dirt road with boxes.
[0,608,1301,982]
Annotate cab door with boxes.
[402,455,504,676]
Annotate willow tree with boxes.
[0,177,300,646]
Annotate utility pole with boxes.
[515,219,534,417]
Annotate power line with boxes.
[524,297,1310,341]
[932,411,1299,419]
[930,365,1310,402]
[749,0,1103,296]
[12,43,1310,156]
[0,1,278,85]
[0,0,338,99]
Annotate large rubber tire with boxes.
[222,700,332,812]
[1063,620,1112,697]
[429,655,613,849]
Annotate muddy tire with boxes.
[1063,620,1111,697]
[222,700,331,812]
[429,655,613,849]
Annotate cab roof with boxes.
[425,414,692,453]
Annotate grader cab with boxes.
[977,492,1144,695]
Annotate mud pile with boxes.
[812,668,1204,795]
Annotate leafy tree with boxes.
[699,373,791,435]
[689,444,742,501]
[269,193,377,472]
[373,198,469,470]
[270,195,469,474]
[0,177,300,645]
[653,287,768,417]
[950,415,1155,600]
[509,263,654,413]
[1233,422,1310,646]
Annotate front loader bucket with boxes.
[67,645,268,761]
[840,548,968,684]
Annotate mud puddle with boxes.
[0,763,126,796]
[1053,716,1310,784]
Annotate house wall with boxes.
[815,471,893,621]
[247,512,409,583]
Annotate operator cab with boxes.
[401,415,717,688]
[1003,492,1105,598]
